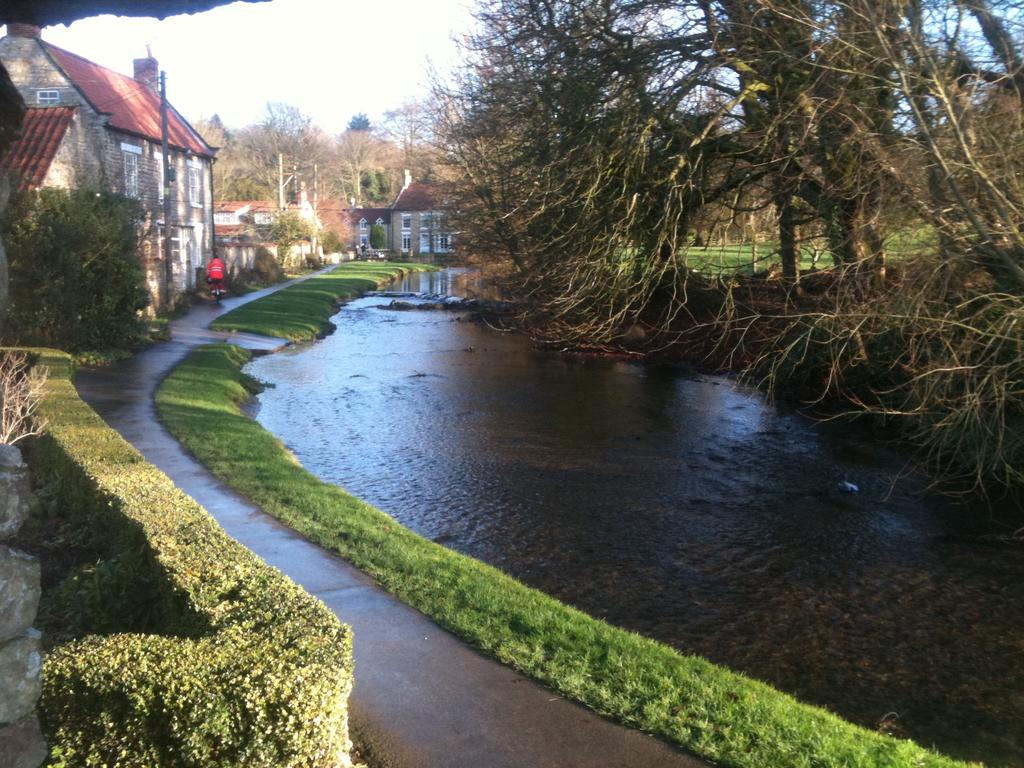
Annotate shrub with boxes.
[1,189,149,353]
[321,228,345,254]
[252,246,286,284]
[0,349,46,444]
[370,223,386,250]
[29,350,353,767]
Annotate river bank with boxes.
[155,264,978,768]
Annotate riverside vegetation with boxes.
[156,265,975,768]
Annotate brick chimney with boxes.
[133,46,159,93]
[7,23,41,38]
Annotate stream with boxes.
[245,268,1024,766]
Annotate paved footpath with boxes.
[76,270,708,768]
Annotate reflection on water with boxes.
[247,269,1024,766]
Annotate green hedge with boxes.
[29,350,353,767]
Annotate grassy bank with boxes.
[211,262,435,339]
[156,341,972,768]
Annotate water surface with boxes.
[247,269,1024,765]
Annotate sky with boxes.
[3,0,476,134]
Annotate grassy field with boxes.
[156,339,973,767]
[686,228,937,277]
[210,262,435,340]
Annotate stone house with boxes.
[343,171,454,258]
[391,171,453,258]
[0,22,216,309]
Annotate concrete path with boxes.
[75,271,707,768]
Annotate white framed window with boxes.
[254,212,274,225]
[188,160,203,208]
[401,233,411,252]
[421,213,433,229]
[214,212,236,224]
[359,234,369,248]
[401,213,411,230]
[436,234,451,252]
[122,151,139,198]
[375,218,385,226]
[419,231,431,251]
[359,218,368,231]
[36,89,60,105]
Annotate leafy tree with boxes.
[268,211,315,253]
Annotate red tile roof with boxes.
[43,42,214,158]
[0,106,76,191]
[392,182,438,211]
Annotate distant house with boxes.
[343,171,454,258]
[391,171,454,258]
[0,22,216,309]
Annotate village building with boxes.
[0,22,216,309]
[391,171,453,258]
[344,171,454,259]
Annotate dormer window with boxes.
[359,218,368,231]
[375,218,385,226]
[36,89,60,105]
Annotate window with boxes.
[359,218,368,231]
[254,212,274,225]
[36,89,60,105]
[375,218,384,226]
[401,213,412,230]
[122,150,140,198]
[401,233,411,252]
[436,234,451,252]
[188,160,203,208]
[359,234,370,248]
[421,213,433,229]
[214,212,235,224]
[419,231,431,252]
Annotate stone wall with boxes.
[0,445,45,768]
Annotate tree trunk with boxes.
[777,192,798,288]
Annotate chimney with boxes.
[133,45,159,93]
[403,169,412,189]
[7,23,41,38]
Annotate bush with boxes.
[28,350,353,767]
[321,228,345,254]
[1,189,149,353]
[370,223,386,249]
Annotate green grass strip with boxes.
[157,342,974,768]
[210,262,436,340]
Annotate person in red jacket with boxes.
[206,254,226,299]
